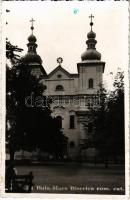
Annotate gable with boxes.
[48,66,71,79]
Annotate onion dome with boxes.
[81,49,101,61]
[87,30,96,39]
[21,52,42,64]
[81,14,101,61]
[28,34,37,43]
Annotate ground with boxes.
[16,163,125,194]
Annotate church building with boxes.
[21,16,105,160]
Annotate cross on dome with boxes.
[89,14,94,30]
[30,18,35,34]
[57,57,63,66]
[89,14,94,22]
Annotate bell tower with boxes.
[77,14,105,94]
[21,18,47,79]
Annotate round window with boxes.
[57,74,62,78]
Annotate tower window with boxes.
[29,46,34,51]
[69,115,75,129]
[56,85,64,91]
[88,78,94,89]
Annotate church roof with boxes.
[70,74,79,78]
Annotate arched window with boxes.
[56,85,64,91]
[56,116,62,129]
[69,115,75,129]
[70,141,75,148]
[88,78,94,89]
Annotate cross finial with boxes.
[30,18,35,34]
[89,14,94,31]
[57,57,63,66]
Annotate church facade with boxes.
[21,16,105,160]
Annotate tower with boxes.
[77,14,105,95]
[21,18,47,79]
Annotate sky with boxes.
[3,1,128,89]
